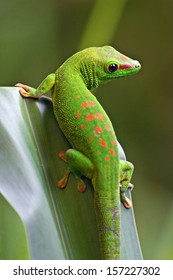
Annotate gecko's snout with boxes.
[133,60,141,69]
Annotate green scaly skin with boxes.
[15,46,141,260]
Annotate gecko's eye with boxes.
[107,63,118,73]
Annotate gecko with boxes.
[15,46,141,260]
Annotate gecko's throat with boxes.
[80,62,99,90]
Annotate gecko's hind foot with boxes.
[128,183,134,191]
[57,171,70,189]
[58,150,67,162]
[57,148,93,193]
[120,182,133,209]
[120,193,132,209]
[77,178,87,192]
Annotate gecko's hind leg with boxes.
[120,160,134,209]
[57,149,95,192]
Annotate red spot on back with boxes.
[95,113,104,120]
[86,114,94,121]
[74,95,80,99]
[105,125,111,131]
[95,127,103,133]
[109,149,116,156]
[96,151,101,155]
[112,140,117,146]
[75,111,81,118]
[94,126,103,137]
[105,155,110,161]
[81,101,96,108]
[80,124,86,129]
[88,137,94,142]
[99,139,107,148]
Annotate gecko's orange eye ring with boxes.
[108,63,118,73]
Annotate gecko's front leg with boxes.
[15,73,56,98]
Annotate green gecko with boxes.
[15,46,141,260]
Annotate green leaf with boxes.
[0,87,142,260]
[0,194,29,260]
[79,0,127,49]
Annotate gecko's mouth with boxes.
[116,64,141,78]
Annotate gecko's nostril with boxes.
[134,60,141,68]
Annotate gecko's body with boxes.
[16,46,141,259]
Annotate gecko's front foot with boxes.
[15,83,31,97]
[15,83,40,99]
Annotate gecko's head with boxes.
[77,46,141,89]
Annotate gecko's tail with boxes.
[94,190,120,260]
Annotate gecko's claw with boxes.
[57,171,70,189]
[15,83,30,97]
[77,178,87,192]
[58,150,67,162]
[128,183,134,191]
[121,196,132,209]
[120,182,133,209]
[120,189,132,208]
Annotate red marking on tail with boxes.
[99,139,107,148]
[81,101,96,108]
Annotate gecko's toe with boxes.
[15,83,30,97]
[57,171,70,189]
[58,150,67,162]
[121,197,132,209]
[77,179,87,192]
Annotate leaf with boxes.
[0,87,142,260]
[0,194,29,260]
[79,0,127,49]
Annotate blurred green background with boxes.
[0,0,173,259]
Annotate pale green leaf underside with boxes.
[0,87,142,260]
